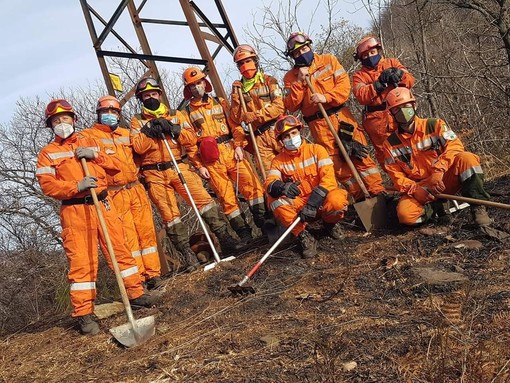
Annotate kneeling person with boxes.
[264,115,349,258]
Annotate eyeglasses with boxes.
[46,99,73,115]
[286,32,310,52]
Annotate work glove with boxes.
[282,181,302,199]
[140,121,162,139]
[338,121,355,141]
[153,118,181,139]
[77,176,98,192]
[423,172,446,195]
[299,186,328,222]
[75,147,98,160]
[379,68,393,84]
[342,140,369,161]
[373,80,387,93]
[388,68,404,85]
[241,111,258,124]
[413,185,435,205]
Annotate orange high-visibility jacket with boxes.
[383,117,465,193]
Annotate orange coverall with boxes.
[383,117,484,225]
[229,73,284,173]
[80,123,160,281]
[36,133,143,317]
[283,53,385,201]
[185,96,266,229]
[264,141,349,236]
[353,57,415,166]
[130,108,218,230]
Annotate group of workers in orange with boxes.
[36,32,493,335]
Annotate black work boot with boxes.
[250,202,267,230]
[77,314,100,335]
[145,276,166,290]
[176,243,200,272]
[324,222,345,240]
[229,215,253,243]
[431,200,452,225]
[129,292,162,309]
[214,227,244,253]
[298,230,318,259]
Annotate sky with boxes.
[0,0,371,125]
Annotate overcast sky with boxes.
[0,1,370,125]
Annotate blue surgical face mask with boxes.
[100,113,119,130]
[294,50,314,67]
[361,53,381,68]
[283,135,302,151]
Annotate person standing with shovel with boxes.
[282,32,386,202]
[36,99,160,336]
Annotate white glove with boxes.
[75,147,98,160]
[77,176,98,192]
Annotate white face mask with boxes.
[283,135,302,151]
[53,123,75,139]
[191,84,206,98]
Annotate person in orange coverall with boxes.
[130,77,239,268]
[382,88,492,226]
[36,99,159,336]
[352,36,415,166]
[264,115,349,259]
[282,32,386,202]
[80,95,164,290]
[228,44,284,173]
[182,67,267,242]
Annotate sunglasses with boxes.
[46,99,73,115]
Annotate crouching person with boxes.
[36,99,160,336]
[264,115,349,258]
[382,88,492,226]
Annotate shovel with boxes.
[304,76,386,231]
[229,216,301,295]
[80,159,155,348]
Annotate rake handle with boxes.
[436,193,510,210]
[304,76,370,199]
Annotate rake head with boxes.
[228,284,256,296]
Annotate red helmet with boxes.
[182,67,212,99]
[386,87,416,110]
[354,36,382,60]
[275,115,303,139]
[44,99,76,127]
[285,32,313,56]
[96,95,121,113]
[233,44,258,63]
[135,77,162,99]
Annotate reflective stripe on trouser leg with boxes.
[271,195,306,236]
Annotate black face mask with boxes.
[143,97,160,111]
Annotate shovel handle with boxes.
[237,87,267,180]
[304,76,371,199]
[436,193,510,210]
[80,159,138,329]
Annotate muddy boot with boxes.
[214,227,244,254]
[324,222,345,240]
[229,215,253,243]
[176,243,200,272]
[129,292,162,309]
[145,276,166,291]
[250,202,267,230]
[77,314,100,335]
[471,205,491,227]
[298,230,318,259]
[431,200,452,225]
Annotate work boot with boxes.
[145,276,166,291]
[214,227,244,254]
[471,205,491,227]
[324,222,345,241]
[431,200,452,225]
[236,227,253,243]
[250,202,267,229]
[298,230,318,259]
[176,243,200,272]
[77,314,100,335]
[129,292,162,309]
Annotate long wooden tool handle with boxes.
[80,158,138,329]
[437,193,510,210]
[304,76,370,199]
[237,87,267,180]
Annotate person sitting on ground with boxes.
[264,115,350,258]
[382,87,492,227]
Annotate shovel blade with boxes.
[354,194,387,232]
[109,315,155,348]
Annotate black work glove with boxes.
[299,186,328,222]
[140,121,162,139]
[154,118,182,139]
[388,68,404,86]
[339,121,355,142]
[267,180,301,199]
[343,140,369,161]
[373,80,387,93]
[282,181,301,199]
[379,68,393,84]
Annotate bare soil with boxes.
[1,178,510,383]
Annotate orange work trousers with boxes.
[269,188,349,236]
[108,182,161,281]
[60,198,144,317]
[245,127,282,174]
[362,109,392,167]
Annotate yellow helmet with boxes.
[275,115,303,139]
